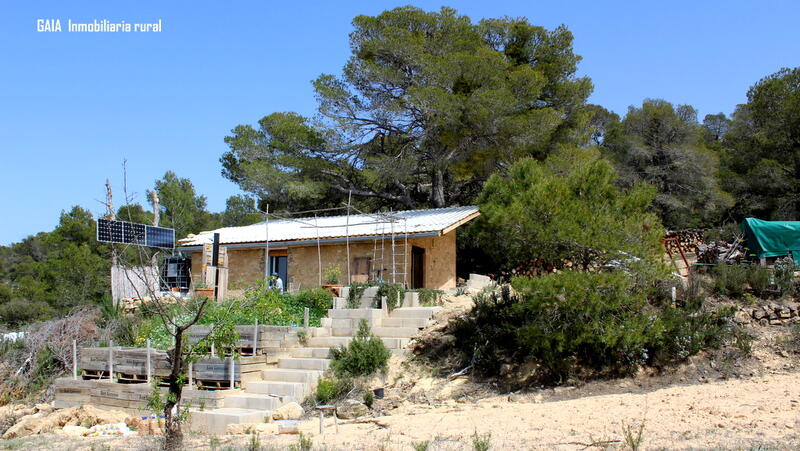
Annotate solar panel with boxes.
[97,218,175,249]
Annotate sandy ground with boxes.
[3,368,798,450]
[2,293,798,450]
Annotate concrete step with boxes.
[261,368,322,384]
[308,336,410,349]
[382,317,430,328]
[290,347,332,358]
[244,380,306,399]
[331,326,420,338]
[278,357,331,371]
[189,407,268,435]
[224,393,282,411]
[327,309,383,320]
[389,307,440,319]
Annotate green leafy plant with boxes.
[472,431,491,451]
[710,264,749,297]
[331,319,391,379]
[299,432,313,451]
[315,378,347,404]
[375,283,404,311]
[746,265,772,297]
[363,390,375,409]
[621,420,646,451]
[774,257,796,296]
[323,266,342,285]
[416,289,444,306]
[412,441,430,451]
[347,283,370,309]
[296,330,308,346]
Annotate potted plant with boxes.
[193,282,214,298]
[321,266,343,296]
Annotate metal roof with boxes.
[178,205,480,247]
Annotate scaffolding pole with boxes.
[315,213,322,286]
[264,204,270,285]
[345,191,352,285]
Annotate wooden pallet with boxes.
[116,372,148,383]
[81,369,110,380]
[196,379,239,390]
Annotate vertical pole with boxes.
[304,307,309,331]
[188,362,193,391]
[108,340,114,381]
[264,204,270,287]
[146,339,152,383]
[252,319,258,357]
[72,340,77,380]
[210,323,215,357]
[404,218,408,288]
[319,410,324,435]
[228,356,235,389]
[315,213,322,286]
[345,191,352,285]
[212,232,220,300]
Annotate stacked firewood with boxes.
[663,229,706,254]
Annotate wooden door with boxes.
[411,246,425,289]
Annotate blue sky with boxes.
[1,1,798,245]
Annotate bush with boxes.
[774,257,796,296]
[746,265,772,296]
[450,271,737,382]
[375,283,404,311]
[416,289,444,306]
[710,264,749,297]
[347,283,370,309]
[315,378,348,404]
[330,319,391,378]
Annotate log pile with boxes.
[664,229,706,254]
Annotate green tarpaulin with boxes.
[740,218,800,259]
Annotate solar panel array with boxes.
[97,218,175,249]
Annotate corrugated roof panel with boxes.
[178,205,479,247]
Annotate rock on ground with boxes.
[336,399,369,419]
[272,402,303,420]
[2,404,130,439]
[226,422,278,435]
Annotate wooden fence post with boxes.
[72,340,77,380]
[108,340,114,381]
[146,339,152,383]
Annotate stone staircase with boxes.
[189,306,439,434]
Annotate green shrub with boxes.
[331,319,391,378]
[363,390,374,408]
[315,378,341,404]
[416,289,444,306]
[710,264,749,297]
[375,283,404,311]
[323,266,342,285]
[451,271,737,382]
[774,257,796,296]
[746,266,772,296]
[347,283,370,309]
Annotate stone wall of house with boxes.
[407,230,457,290]
[189,229,458,292]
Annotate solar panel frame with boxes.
[97,218,175,249]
